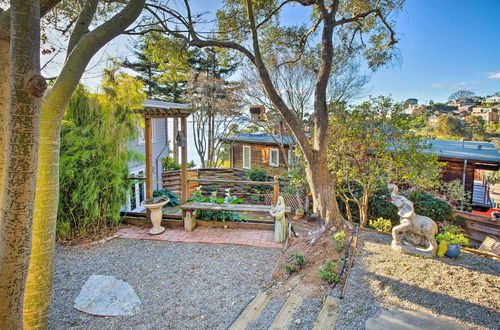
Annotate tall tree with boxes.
[144,0,402,237]
[448,89,475,101]
[121,38,178,100]
[0,0,47,326]
[22,0,145,327]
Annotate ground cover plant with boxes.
[189,190,245,222]
[284,253,306,275]
[319,261,341,284]
[368,217,393,232]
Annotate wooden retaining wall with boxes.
[453,210,500,244]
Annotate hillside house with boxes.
[471,107,499,125]
[223,133,296,175]
[485,96,500,103]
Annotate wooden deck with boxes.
[472,180,492,207]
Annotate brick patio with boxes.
[116,226,283,249]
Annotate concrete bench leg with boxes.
[183,210,196,231]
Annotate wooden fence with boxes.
[453,210,500,244]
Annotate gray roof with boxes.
[134,100,193,118]
[425,139,500,163]
[223,133,295,146]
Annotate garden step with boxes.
[269,292,304,329]
[313,296,339,330]
[229,291,270,330]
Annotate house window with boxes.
[269,148,279,167]
[288,149,296,165]
[124,169,146,212]
[243,146,251,169]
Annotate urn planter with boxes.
[445,243,461,258]
[142,197,169,235]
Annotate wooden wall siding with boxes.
[439,159,475,194]
[232,143,289,175]
[453,210,500,244]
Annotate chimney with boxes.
[249,105,266,122]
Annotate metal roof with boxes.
[223,132,295,146]
[133,100,194,118]
[425,139,500,163]
[223,133,500,164]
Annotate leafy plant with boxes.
[153,189,180,207]
[295,208,304,214]
[208,184,218,192]
[320,261,340,283]
[332,231,347,251]
[162,156,195,171]
[189,190,245,222]
[408,190,453,223]
[435,224,469,257]
[284,264,298,274]
[369,217,392,232]
[290,253,305,266]
[250,194,261,204]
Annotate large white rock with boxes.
[74,275,141,316]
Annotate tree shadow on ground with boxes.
[360,230,499,277]
[370,273,499,328]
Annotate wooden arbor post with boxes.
[145,118,153,200]
[181,116,188,204]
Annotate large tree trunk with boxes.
[23,97,63,328]
[22,1,145,327]
[0,38,9,208]
[0,0,46,326]
[304,154,343,228]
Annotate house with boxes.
[471,107,499,125]
[125,100,189,211]
[426,139,500,208]
[428,115,440,127]
[223,132,295,174]
[485,96,500,103]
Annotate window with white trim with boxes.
[269,148,279,167]
[242,146,251,169]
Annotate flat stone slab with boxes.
[366,309,468,330]
[74,275,141,317]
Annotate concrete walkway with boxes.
[116,226,283,249]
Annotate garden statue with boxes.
[388,184,438,257]
[270,196,288,243]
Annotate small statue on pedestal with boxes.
[388,184,438,257]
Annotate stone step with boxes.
[313,296,339,330]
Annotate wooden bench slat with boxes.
[181,202,290,213]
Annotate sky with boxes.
[46,0,500,104]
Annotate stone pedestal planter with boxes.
[142,197,169,235]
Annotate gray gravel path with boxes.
[247,297,285,330]
[48,239,279,329]
[335,231,500,330]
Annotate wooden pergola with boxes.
[134,100,195,208]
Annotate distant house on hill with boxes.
[471,107,500,125]
[447,98,478,108]
[223,132,296,175]
[485,96,500,103]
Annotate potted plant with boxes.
[436,225,469,258]
[295,208,305,217]
[209,184,218,197]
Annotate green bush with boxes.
[284,264,298,274]
[162,157,195,171]
[189,191,245,222]
[246,168,269,181]
[153,189,180,207]
[368,217,393,232]
[58,84,142,239]
[408,190,453,223]
[319,261,340,283]
[290,253,305,266]
[368,188,399,223]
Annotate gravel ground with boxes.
[289,297,323,330]
[247,297,285,329]
[48,239,280,329]
[335,231,500,330]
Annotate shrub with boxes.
[319,261,340,283]
[153,189,180,207]
[284,264,298,274]
[189,191,245,222]
[367,188,399,223]
[247,168,269,181]
[332,231,347,251]
[408,190,453,223]
[369,217,393,232]
[162,156,195,171]
[58,84,143,239]
[290,253,305,266]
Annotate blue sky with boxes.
[72,0,499,102]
